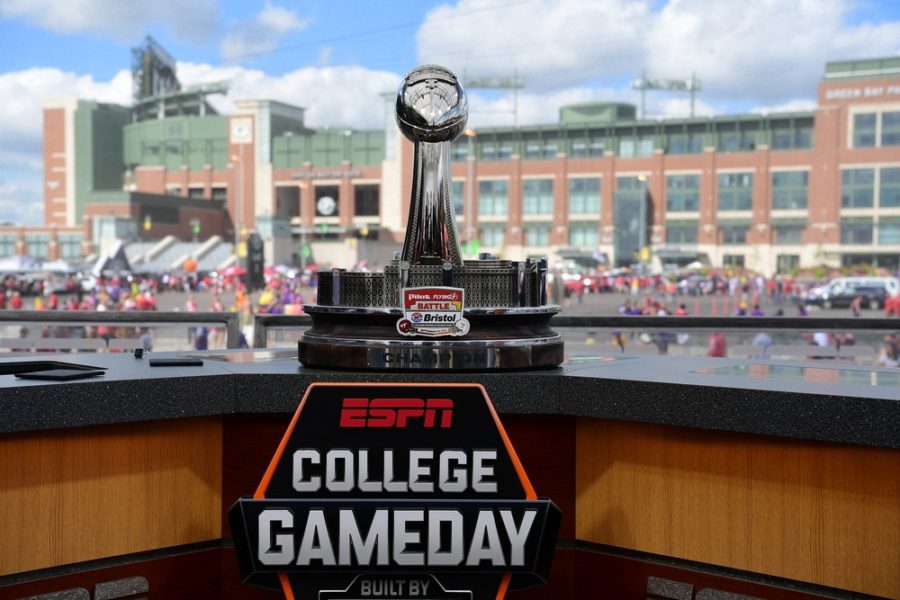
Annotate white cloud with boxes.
[0,68,130,224]
[178,62,400,129]
[0,178,42,225]
[416,0,900,113]
[417,0,651,90]
[220,3,310,63]
[750,98,818,116]
[0,0,218,42]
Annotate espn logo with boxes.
[339,398,454,429]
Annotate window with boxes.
[568,177,600,215]
[880,167,900,208]
[879,217,900,245]
[666,221,698,244]
[666,174,700,212]
[841,169,875,208]
[25,235,49,259]
[718,173,753,211]
[188,187,205,199]
[275,186,300,218]
[719,131,738,152]
[721,225,747,245]
[166,187,181,196]
[211,187,227,201]
[451,144,469,161]
[59,235,82,260]
[776,255,800,273]
[523,224,550,247]
[883,111,900,146]
[569,223,599,247]
[451,181,464,217]
[478,180,508,216]
[794,127,813,149]
[772,171,808,210]
[620,138,653,157]
[353,184,379,217]
[841,217,874,245]
[667,133,703,154]
[774,224,804,245]
[523,179,554,215]
[480,224,505,247]
[853,113,877,148]
[723,255,745,268]
[570,141,604,158]
[524,144,556,160]
[0,236,15,257]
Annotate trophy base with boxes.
[298,305,563,370]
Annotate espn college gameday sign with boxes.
[229,383,560,599]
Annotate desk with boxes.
[0,352,897,599]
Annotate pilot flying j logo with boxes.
[229,383,561,600]
[397,287,470,337]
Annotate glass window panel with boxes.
[879,217,900,245]
[666,222,698,244]
[775,224,803,245]
[479,224,505,247]
[568,177,601,214]
[772,171,808,210]
[880,167,900,208]
[452,181,464,216]
[721,226,747,245]
[841,218,874,245]
[718,172,754,211]
[523,224,550,247]
[841,168,875,208]
[881,111,900,146]
[853,113,877,148]
[666,174,700,212]
[478,180,508,216]
[523,179,554,215]
[569,223,599,247]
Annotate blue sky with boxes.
[1,0,899,225]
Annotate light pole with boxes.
[464,128,477,247]
[230,143,244,255]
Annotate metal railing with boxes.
[251,314,899,365]
[0,311,241,352]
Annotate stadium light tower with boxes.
[464,73,525,126]
[632,71,702,119]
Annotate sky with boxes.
[1,0,899,226]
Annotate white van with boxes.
[828,276,899,299]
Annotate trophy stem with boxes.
[401,140,462,266]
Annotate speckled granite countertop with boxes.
[0,350,897,448]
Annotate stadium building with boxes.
[34,40,900,275]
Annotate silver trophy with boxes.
[298,65,563,369]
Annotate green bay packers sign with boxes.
[229,383,560,600]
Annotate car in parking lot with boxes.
[804,280,889,309]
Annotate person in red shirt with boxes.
[10,291,23,309]
[707,332,727,357]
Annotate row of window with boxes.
[273,166,898,221]
[852,110,900,148]
[841,167,900,208]
[166,186,228,201]
[477,217,900,249]
[452,127,812,162]
[0,235,82,259]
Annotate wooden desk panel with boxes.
[0,417,222,576]
[575,419,900,598]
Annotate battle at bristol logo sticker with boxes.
[397,287,470,337]
[229,383,560,600]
